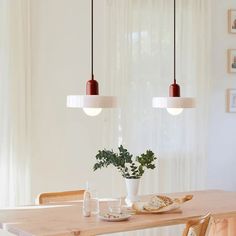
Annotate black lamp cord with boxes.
[174,0,176,84]
[91,0,94,80]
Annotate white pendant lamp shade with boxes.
[67,95,117,108]
[152,97,195,116]
[67,90,117,117]
[67,95,117,116]
[152,97,195,108]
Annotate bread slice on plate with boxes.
[143,195,173,211]
[132,195,193,213]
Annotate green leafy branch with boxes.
[93,145,157,179]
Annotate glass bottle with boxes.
[83,182,91,217]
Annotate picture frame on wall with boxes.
[227,89,236,113]
[228,9,236,33]
[228,49,236,73]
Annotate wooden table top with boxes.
[0,190,236,236]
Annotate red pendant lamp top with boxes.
[169,79,180,97]
[86,76,99,95]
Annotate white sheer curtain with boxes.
[0,0,31,206]
[104,0,211,235]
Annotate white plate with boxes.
[99,212,131,222]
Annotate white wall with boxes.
[30,0,236,201]
[207,0,236,191]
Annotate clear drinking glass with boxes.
[90,190,99,215]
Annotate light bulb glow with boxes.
[167,108,183,116]
[83,108,102,116]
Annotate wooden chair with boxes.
[36,189,85,205]
[183,213,213,236]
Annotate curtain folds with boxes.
[105,0,211,235]
[0,0,31,206]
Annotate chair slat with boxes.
[36,190,85,205]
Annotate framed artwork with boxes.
[228,49,236,73]
[227,89,236,113]
[228,9,236,33]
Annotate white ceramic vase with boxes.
[125,178,140,206]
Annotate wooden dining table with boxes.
[0,190,236,236]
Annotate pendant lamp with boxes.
[67,0,117,116]
[152,0,195,115]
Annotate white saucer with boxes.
[99,212,131,222]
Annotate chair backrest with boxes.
[182,213,213,236]
[36,190,85,205]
